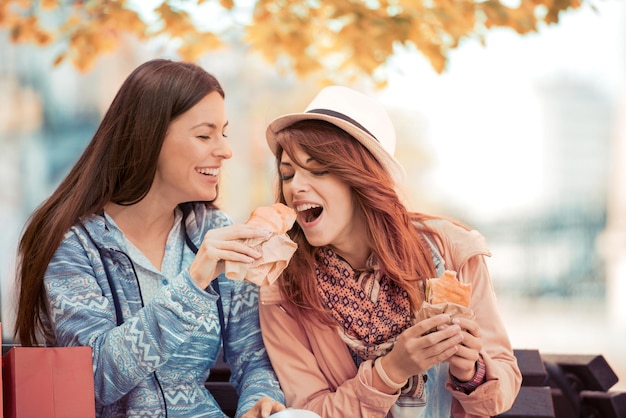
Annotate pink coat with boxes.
[259,220,522,417]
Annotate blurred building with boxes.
[474,76,612,298]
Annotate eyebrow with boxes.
[280,156,314,168]
[192,120,229,130]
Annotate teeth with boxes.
[296,203,320,212]
[197,168,218,176]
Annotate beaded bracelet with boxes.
[374,356,408,390]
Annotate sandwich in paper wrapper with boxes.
[416,270,475,329]
[224,203,298,286]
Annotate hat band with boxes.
[306,109,378,142]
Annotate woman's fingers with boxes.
[449,344,480,381]
[447,317,483,381]
[201,239,261,261]
[388,314,485,383]
[452,317,481,338]
[203,224,271,242]
[201,225,271,262]
[386,319,463,381]
[189,224,271,288]
[404,313,452,337]
[240,396,285,418]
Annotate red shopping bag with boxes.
[2,346,95,418]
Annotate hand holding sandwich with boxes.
[189,203,297,289]
[374,270,484,392]
[425,270,484,383]
[189,223,271,289]
[425,270,484,384]
[445,315,483,382]
[373,313,464,393]
[224,203,297,286]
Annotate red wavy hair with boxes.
[273,120,443,325]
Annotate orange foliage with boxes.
[0,0,585,81]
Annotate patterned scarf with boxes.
[315,247,413,361]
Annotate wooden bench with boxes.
[495,349,626,418]
[207,349,626,418]
[205,354,238,417]
[542,352,626,418]
[496,349,555,418]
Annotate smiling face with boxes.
[153,91,231,205]
[280,145,370,267]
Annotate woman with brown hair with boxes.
[14,58,285,417]
[259,86,522,417]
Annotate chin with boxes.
[197,188,218,201]
[302,233,328,248]
[187,194,217,204]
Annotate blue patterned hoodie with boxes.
[42,203,284,417]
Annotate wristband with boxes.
[451,355,487,394]
[374,356,408,390]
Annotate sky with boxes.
[379,0,625,221]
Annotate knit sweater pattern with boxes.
[42,203,284,417]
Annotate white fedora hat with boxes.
[266,86,405,184]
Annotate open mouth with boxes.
[196,168,218,177]
[296,203,323,223]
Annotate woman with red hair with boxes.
[260,86,521,418]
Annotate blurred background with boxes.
[1,0,625,392]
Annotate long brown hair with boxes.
[15,59,225,346]
[274,120,440,325]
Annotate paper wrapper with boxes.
[416,301,475,333]
[225,203,298,287]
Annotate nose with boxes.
[214,136,232,160]
[285,170,309,194]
